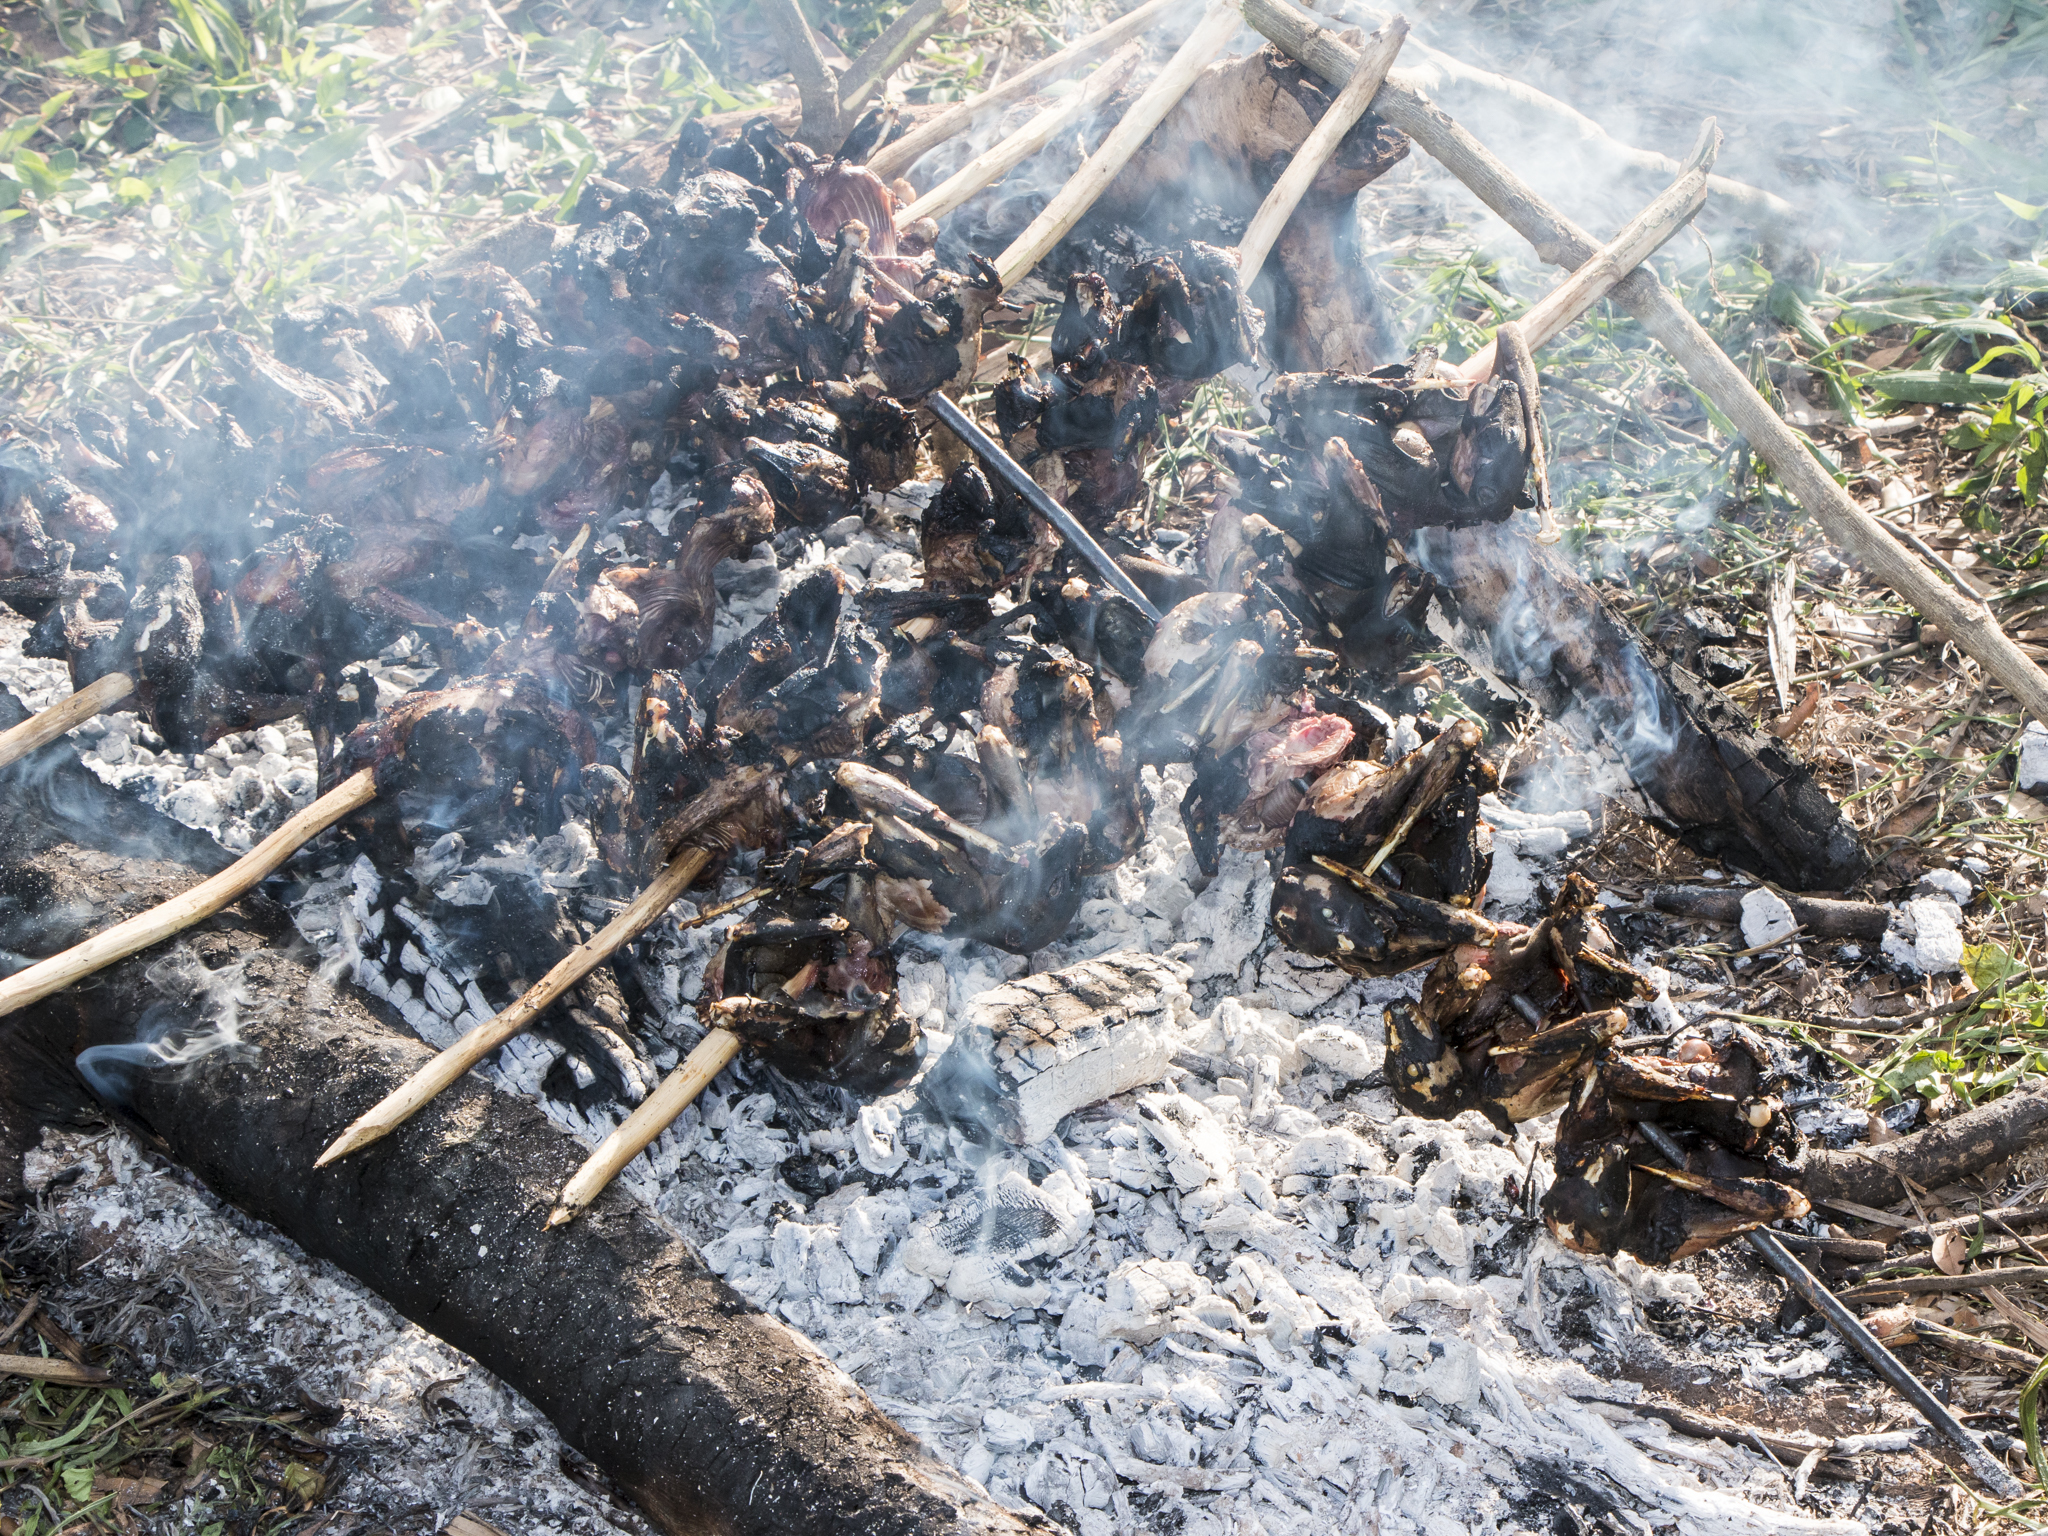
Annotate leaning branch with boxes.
[761,0,847,152]
[868,0,1181,181]
[838,0,967,119]
[1242,0,2048,726]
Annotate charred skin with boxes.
[708,886,920,1097]
[743,437,859,529]
[1269,868,1497,979]
[1543,1030,1806,1263]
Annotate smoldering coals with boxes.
[75,951,258,1104]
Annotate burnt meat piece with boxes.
[871,257,1001,402]
[1112,246,1257,381]
[744,438,859,529]
[920,464,1055,598]
[707,886,920,1096]
[710,569,885,760]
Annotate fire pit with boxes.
[0,0,2044,1532]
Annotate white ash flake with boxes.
[2,521,1897,1536]
[16,1128,647,1536]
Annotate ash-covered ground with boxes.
[0,505,1961,1536]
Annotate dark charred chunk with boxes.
[920,463,1052,598]
[343,676,596,860]
[708,885,920,1097]
[1112,246,1256,381]
[744,437,859,529]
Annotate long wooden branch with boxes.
[838,0,968,119]
[868,0,1180,182]
[761,0,846,152]
[0,671,134,772]
[1455,119,1715,381]
[994,0,1244,289]
[900,44,1141,226]
[1243,0,2048,726]
[1375,23,1794,226]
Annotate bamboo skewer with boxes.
[868,0,1179,182]
[994,0,1244,289]
[0,671,135,772]
[1233,17,1409,291]
[316,840,722,1166]
[1454,121,1718,382]
[0,766,377,1020]
[900,45,1141,227]
[545,1026,743,1227]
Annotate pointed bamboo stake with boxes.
[868,0,1179,182]
[994,0,1244,289]
[1233,16,1408,291]
[0,671,135,772]
[0,766,377,1019]
[316,840,718,1166]
[900,45,1141,226]
[545,1025,743,1227]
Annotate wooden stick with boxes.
[1364,19,1795,227]
[994,0,1244,290]
[545,1027,743,1227]
[0,766,375,1021]
[1234,16,1409,291]
[0,671,135,772]
[901,45,1141,226]
[838,0,968,121]
[761,0,846,151]
[0,1353,110,1385]
[868,0,1180,182]
[315,842,715,1167]
[1242,0,2048,727]
[1455,120,1716,381]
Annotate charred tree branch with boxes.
[1800,1086,2048,1212]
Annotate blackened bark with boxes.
[1649,885,1889,939]
[1424,525,1867,891]
[0,837,1042,1536]
[1798,1086,2048,1212]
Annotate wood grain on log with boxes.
[1650,886,1890,939]
[0,835,1044,1536]
[1798,1087,2048,1212]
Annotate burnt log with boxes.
[1650,884,1889,939]
[0,828,1042,1536]
[1796,1086,2048,1212]
[1421,524,1867,891]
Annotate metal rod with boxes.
[923,392,1166,624]
[1632,1119,2025,1499]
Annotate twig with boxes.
[838,0,969,119]
[1629,1120,2023,1499]
[0,1354,109,1384]
[900,45,1141,225]
[316,841,721,1166]
[1792,639,1923,685]
[994,0,1243,289]
[1234,16,1409,291]
[1241,0,2048,728]
[0,673,137,772]
[0,768,377,1020]
[1457,120,1717,382]
[869,0,1180,181]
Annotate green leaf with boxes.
[1964,942,2027,991]
[2001,191,2048,221]
[1866,368,2019,405]
[296,123,368,183]
[60,1467,94,1505]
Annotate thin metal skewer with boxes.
[924,392,1166,624]
[1632,1119,2025,1499]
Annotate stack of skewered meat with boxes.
[0,87,1823,1264]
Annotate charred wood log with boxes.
[1797,1086,2048,1213]
[0,830,1045,1536]
[1422,524,1867,891]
